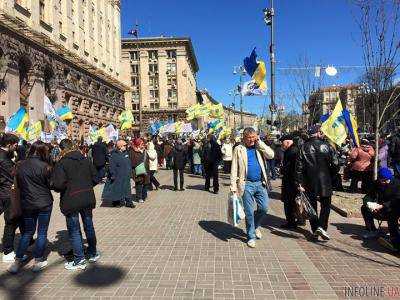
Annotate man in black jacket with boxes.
[91,137,107,182]
[296,125,338,241]
[280,134,300,229]
[52,139,100,271]
[0,133,21,262]
[202,134,222,194]
[171,140,187,191]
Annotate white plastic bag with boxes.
[227,193,245,227]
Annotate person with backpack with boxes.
[52,139,100,271]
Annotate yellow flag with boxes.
[27,121,42,142]
[321,100,347,146]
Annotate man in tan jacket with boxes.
[230,127,275,248]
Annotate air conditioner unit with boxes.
[172,84,176,89]
[172,58,176,62]
[166,71,170,75]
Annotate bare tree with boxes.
[354,0,400,179]
[288,54,324,129]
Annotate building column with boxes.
[158,50,168,109]
[0,62,20,120]
[28,70,45,124]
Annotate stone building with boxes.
[0,0,127,139]
[121,37,199,132]
[197,90,258,129]
[307,84,361,125]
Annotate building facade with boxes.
[307,84,361,125]
[121,37,199,131]
[0,0,126,139]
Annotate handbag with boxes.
[294,191,317,220]
[135,162,147,176]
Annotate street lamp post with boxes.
[263,0,276,125]
[229,88,239,129]
[233,66,246,128]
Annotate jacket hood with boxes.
[62,150,85,161]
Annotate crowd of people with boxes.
[0,123,399,275]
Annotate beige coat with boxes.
[230,141,275,197]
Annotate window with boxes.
[130,51,139,60]
[149,64,158,73]
[167,63,176,74]
[150,90,159,100]
[132,91,140,102]
[149,76,158,87]
[167,77,177,86]
[39,0,46,21]
[150,103,160,109]
[168,102,178,109]
[59,21,63,34]
[132,103,139,111]
[168,89,177,99]
[131,64,139,74]
[131,76,139,86]
[148,50,158,60]
[167,50,176,59]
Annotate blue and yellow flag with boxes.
[56,105,73,121]
[321,100,347,146]
[243,48,267,96]
[342,108,360,147]
[118,110,134,130]
[5,107,29,135]
[27,121,42,142]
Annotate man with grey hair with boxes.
[230,127,275,248]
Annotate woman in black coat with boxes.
[52,139,100,270]
[171,140,187,191]
[9,141,54,274]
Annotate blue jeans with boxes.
[16,208,52,260]
[242,181,269,240]
[194,164,203,175]
[66,209,97,264]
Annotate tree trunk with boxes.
[373,99,380,180]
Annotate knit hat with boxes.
[378,167,393,181]
[133,138,143,147]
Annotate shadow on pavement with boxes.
[186,185,205,191]
[331,222,397,257]
[198,220,246,242]
[268,190,282,200]
[48,230,73,260]
[159,185,175,191]
[74,264,125,287]
[0,258,64,300]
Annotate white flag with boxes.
[241,80,266,96]
[43,96,58,121]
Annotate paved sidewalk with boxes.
[0,170,398,299]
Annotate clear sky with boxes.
[120,0,366,116]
